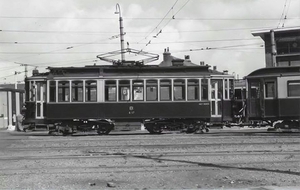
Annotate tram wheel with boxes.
[145,124,162,134]
[97,129,111,135]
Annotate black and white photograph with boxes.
[0,0,300,189]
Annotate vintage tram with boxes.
[22,63,235,135]
[245,66,300,131]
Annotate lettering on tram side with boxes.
[198,102,209,106]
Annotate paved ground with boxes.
[0,128,300,189]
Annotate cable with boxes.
[1,16,297,20]
[140,0,191,50]
[277,0,289,28]
[139,0,179,43]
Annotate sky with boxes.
[0,0,299,83]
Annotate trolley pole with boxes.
[115,3,125,63]
[270,29,277,67]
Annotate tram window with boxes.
[119,80,130,101]
[174,79,185,101]
[133,80,144,101]
[201,79,208,100]
[249,81,259,99]
[49,81,56,102]
[229,79,234,99]
[265,81,275,98]
[29,81,36,101]
[160,80,171,101]
[35,82,46,102]
[187,79,199,100]
[288,81,300,97]
[146,80,158,101]
[224,80,229,99]
[105,80,117,101]
[86,80,97,102]
[58,81,70,102]
[217,80,223,99]
[72,81,83,102]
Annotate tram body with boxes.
[23,64,235,134]
[245,66,300,131]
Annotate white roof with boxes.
[251,26,300,36]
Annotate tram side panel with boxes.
[277,76,300,119]
[46,102,211,120]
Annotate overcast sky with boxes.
[0,0,299,83]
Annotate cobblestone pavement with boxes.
[0,128,300,189]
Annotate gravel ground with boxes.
[0,128,300,189]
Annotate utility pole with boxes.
[20,64,28,79]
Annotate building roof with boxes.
[159,48,199,67]
[251,26,300,37]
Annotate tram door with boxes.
[35,81,46,119]
[211,79,223,118]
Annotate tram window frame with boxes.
[264,81,275,98]
[85,80,97,102]
[119,80,130,101]
[49,81,56,102]
[58,81,70,102]
[160,79,172,101]
[132,80,144,101]
[187,79,199,101]
[201,79,208,100]
[71,81,83,102]
[174,79,185,101]
[146,80,158,101]
[287,80,300,97]
[105,80,117,101]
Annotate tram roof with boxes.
[246,66,300,78]
[29,64,227,78]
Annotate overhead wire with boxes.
[1,16,298,20]
[139,0,179,44]
[277,0,289,28]
[140,0,191,50]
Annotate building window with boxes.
[174,79,185,101]
[58,81,70,102]
[265,81,275,98]
[288,80,300,97]
[105,80,117,101]
[160,79,171,101]
[133,80,144,101]
[49,81,56,102]
[72,81,83,102]
[201,79,208,100]
[119,80,130,101]
[146,80,158,101]
[86,80,97,102]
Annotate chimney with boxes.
[32,69,39,76]
[200,61,205,66]
[184,55,190,60]
[223,70,228,75]
[163,47,171,62]
[213,66,217,71]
